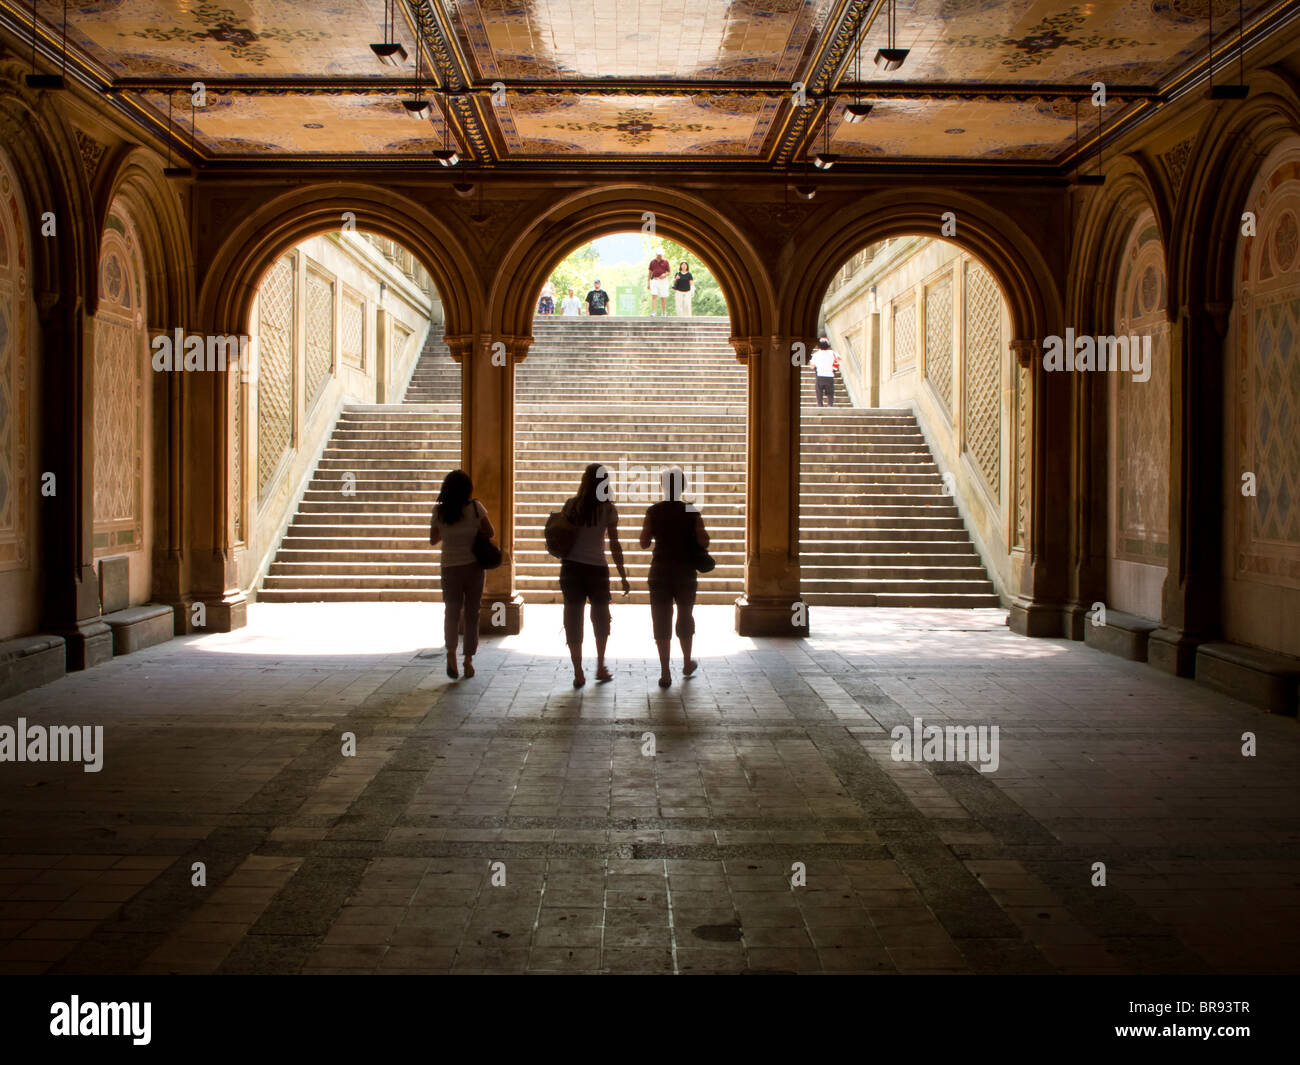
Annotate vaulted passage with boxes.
[1,0,1299,998]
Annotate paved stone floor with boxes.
[0,604,1296,975]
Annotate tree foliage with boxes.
[543,233,728,316]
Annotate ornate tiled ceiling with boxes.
[5,0,1293,166]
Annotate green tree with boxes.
[544,233,729,317]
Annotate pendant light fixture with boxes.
[402,18,430,118]
[1073,98,1103,187]
[162,91,193,179]
[1208,0,1249,100]
[813,113,838,170]
[25,0,68,89]
[874,0,909,72]
[370,0,408,66]
[431,94,459,166]
[843,9,872,123]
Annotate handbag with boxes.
[684,511,715,574]
[544,506,579,559]
[470,500,503,570]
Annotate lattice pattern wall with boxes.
[257,256,294,499]
[231,367,243,542]
[304,267,334,408]
[1236,153,1300,586]
[1016,363,1029,546]
[342,288,364,369]
[1113,212,1170,565]
[925,274,953,416]
[0,150,29,570]
[963,261,1001,497]
[92,215,145,552]
[892,298,915,372]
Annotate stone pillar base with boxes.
[1007,596,1063,637]
[479,595,524,635]
[735,596,808,637]
[59,619,113,672]
[1146,627,1202,678]
[189,594,248,634]
[1061,601,1090,641]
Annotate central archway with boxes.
[511,230,742,607]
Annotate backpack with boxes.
[544,506,579,559]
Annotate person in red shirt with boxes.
[648,251,671,317]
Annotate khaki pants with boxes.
[674,290,692,316]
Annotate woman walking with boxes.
[639,466,707,688]
[672,261,694,317]
[560,463,630,687]
[429,469,494,680]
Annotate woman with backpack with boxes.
[639,467,708,688]
[557,463,630,688]
[429,469,495,680]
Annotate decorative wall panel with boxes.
[342,286,364,369]
[231,362,243,542]
[304,265,334,409]
[1235,152,1300,586]
[1015,363,1029,547]
[891,297,915,373]
[92,210,145,553]
[1112,210,1170,566]
[963,260,1002,498]
[925,273,953,417]
[257,255,295,499]
[0,150,30,570]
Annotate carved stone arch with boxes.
[1143,70,1300,672]
[0,62,95,317]
[199,183,482,340]
[0,62,111,660]
[782,190,1062,350]
[97,148,195,330]
[1068,156,1172,333]
[491,185,772,353]
[1174,68,1300,321]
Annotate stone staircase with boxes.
[257,328,461,601]
[514,316,745,604]
[259,315,998,608]
[799,406,1001,607]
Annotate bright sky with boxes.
[589,232,646,265]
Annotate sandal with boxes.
[683,659,698,678]
[595,666,613,683]
[463,660,475,679]
[658,675,672,689]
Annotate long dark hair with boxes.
[437,469,473,524]
[571,463,611,526]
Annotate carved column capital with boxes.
[1009,338,1038,368]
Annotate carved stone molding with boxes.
[1158,137,1193,199]
[74,129,106,182]
[1009,338,1038,368]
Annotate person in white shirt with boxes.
[559,463,630,688]
[560,288,583,316]
[810,336,838,407]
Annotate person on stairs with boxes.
[429,469,494,680]
[639,466,706,688]
[560,463,630,688]
[648,250,671,316]
[810,336,839,407]
[672,261,694,317]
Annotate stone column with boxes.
[453,334,524,634]
[1006,337,1070,636]
[41,299,112,668]
[1062,362,1108,640]
[734,336,808,637]
[1148,306,1223,676]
